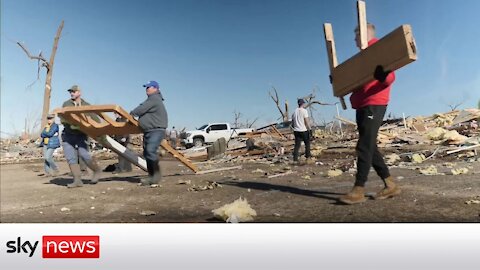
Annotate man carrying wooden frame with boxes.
[338,23,401,204]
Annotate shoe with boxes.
[139,177,152,186]
[80,170,89,177]
[50,169,60,177]
[374,176,401,200]
[151,161,162,184]
[339,186,367,204]
[85,159,101,184]
[67,164,84,188]
[306,157,316,165]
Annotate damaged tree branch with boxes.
[269,86,289,122]
[16,42,50,70]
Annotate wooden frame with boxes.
[54,104,200,173]
[324,1,417,100]
[331,25,417,97]
[54,105,141,138]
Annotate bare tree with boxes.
[245,117,259,128]
[9,109,41,140]
[233,110,242,128]
[301,87,333,109]
[233,110,258,128]
[17,20,64,132]
[299,87,334,126]
[447,101,464,111]
[269,86,289,122]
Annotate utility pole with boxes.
[17,20,64,130]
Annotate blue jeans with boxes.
[62,132,93,165]
[143,129,166,163]
[43,145,58,173]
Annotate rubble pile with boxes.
[0,138,43,164]
[2,109,479,169]
[177,109,479,176]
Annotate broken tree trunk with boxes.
[42,21,64,130]
[17,20,64,131]
[269,86,289,122]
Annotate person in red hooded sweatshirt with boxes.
[339,23,401,204]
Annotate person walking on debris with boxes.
[113,113,132,173]
[169,126,178,149]
[130,81,168,186]
[339,23,401,204]
[40,114,60,176]
[291,99,312,162]
[60,85,102,188]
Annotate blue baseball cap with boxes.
[143,81,159,89]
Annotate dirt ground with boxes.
[1,155,479,223]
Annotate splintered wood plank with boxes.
[331,24,417,97]
[323,23,347,110]
[324,23,338,71]
[271,125,287,140]
[160,139,199,173]
[357,0,368,50]
[195,165,242,175]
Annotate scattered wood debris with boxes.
[187,181,223,192]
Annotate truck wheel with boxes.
[193,138,204,147]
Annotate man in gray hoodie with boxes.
[131,80,168,185]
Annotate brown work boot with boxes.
[339,186,367,205]
[67,164,84,188]
[374,176,401,200]
[85,159,101,184]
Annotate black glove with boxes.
[308,130,313,140]
[329,75,333,84]
[373,65,391,83]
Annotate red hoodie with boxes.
[349,38,395,109]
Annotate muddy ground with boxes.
[1,154,479,223]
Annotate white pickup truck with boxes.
[183,123,253,148]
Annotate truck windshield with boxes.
[197,125,208,130]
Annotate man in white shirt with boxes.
[291,99,311,162]
[169,126,178,148]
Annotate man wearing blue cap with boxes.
[131,81,168,185]
[291,98,311,162]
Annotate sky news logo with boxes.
[6,236,100,258]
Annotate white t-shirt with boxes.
[292,107,309,132]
